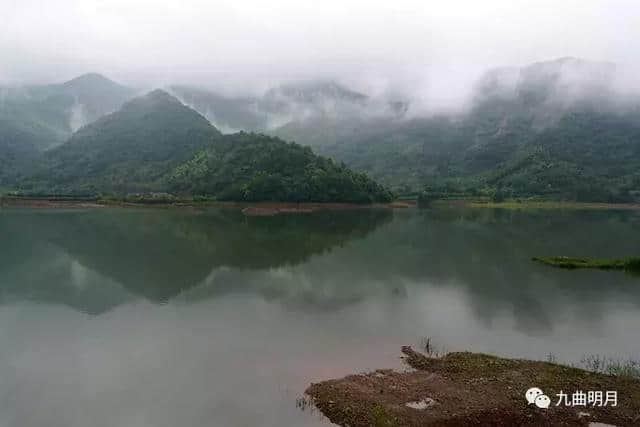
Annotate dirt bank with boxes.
[305,347,640,426]
[0,197,414,213]
[241,202,412,216]
[0,197,104,209]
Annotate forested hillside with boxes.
[19,89,392,203]
[6,59,640,203]
[26,89,221,194]
[168,132,393,202]
[271,58,640,202]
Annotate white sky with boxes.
[1,0,639,102]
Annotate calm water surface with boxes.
[1,206,640,426]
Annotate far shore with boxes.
[6,195,640,212]
[435,199,640,210]
[0,196,415,214]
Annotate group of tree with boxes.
[5,60,640,204]
[14,88,393,203]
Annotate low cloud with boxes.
[1,0,639,114]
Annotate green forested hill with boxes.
[0,117,51,188]
[20,90,392,202]
[475,111,640,202]
[10,58,639,203]
[167,64,640,202]
[309,104,640,202]
[271,58,640,202]
[26,89,221,194]
[168,132,393,202]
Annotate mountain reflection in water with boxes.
[1,207,640,427]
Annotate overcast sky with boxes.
[1,0,639,103]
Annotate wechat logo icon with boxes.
[526,387,551,409]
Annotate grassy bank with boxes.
[436,199,640,210]
[533,256,640,272]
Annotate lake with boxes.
[1,206,640,426]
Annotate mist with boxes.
[2,0,640,114]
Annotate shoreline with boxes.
[305,347,640,426]
[436,199,640,210]
[6,196,640,212]
[533,256,640,273]
[0,197,415,214]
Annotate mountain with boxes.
[0,73,135,188]
[168,132,394,203]
[57,73,137,130]
[170,80,408,137]
[27,89,221,194]
[12,58,635,202]
[263,81,407,149]
[21,89,392,202]
[420,57,640,201]
[0,73,135,146]
[289,58,640,202]
[0,120,43,189]
[169,85,267,133]
[258,80,369,120]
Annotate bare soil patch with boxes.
[305,347,640,426]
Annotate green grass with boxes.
[532,256,640,272]
[467,200,640,209]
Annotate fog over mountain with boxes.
[3,0,640,113]
[3,1,640,202]
[166,57,639,133]
[168,80,409,134]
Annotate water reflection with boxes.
[2,207,640,330]
[0,208,392,311]
[1,206,640,427]
[2,207,640,322]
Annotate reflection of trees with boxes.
[178,208,640,329]
[3,208,391,305]
[279,207,640,332]
[2,207,640,326]
[0,213,132,314]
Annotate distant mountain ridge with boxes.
[58,73,136,130]
[313,57,640,201]
[169,80,409,135]
[0,73,135,188]
[0,73,135,144]
[169,85,267,133]
[260,80,369,111]
[5,58,640,203]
